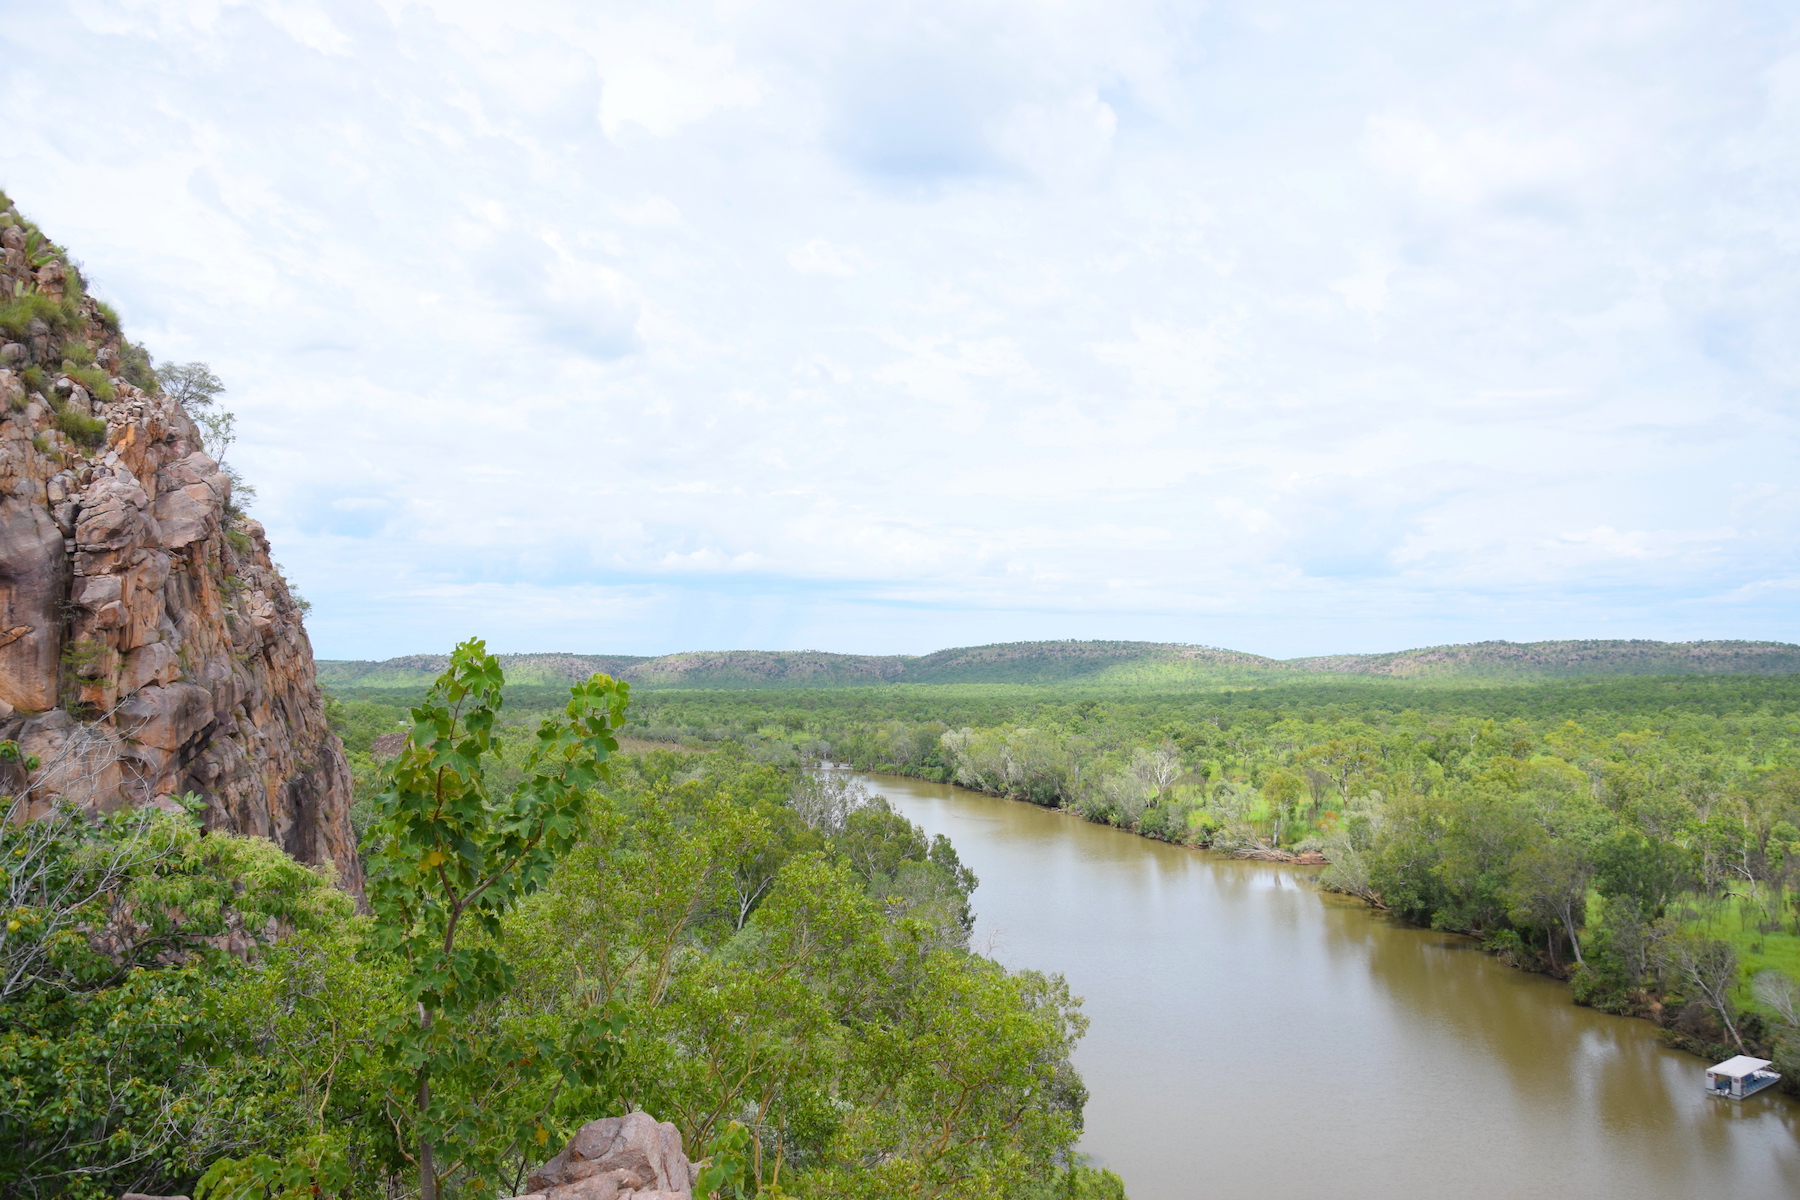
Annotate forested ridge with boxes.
[328,672,1800,1094]
[318,637,1800,691]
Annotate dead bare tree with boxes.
[1751,969,1800,1031]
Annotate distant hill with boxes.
[1288,639,1800,679]
[316,652,655,688]
[316,638,1800,692]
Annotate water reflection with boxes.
[862,774,1800,1200]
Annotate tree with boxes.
[1506,834,1594,966]
[1751,969,1800,1030]
[1127,745,1181,799]
[1262,769,1307,847]
[1593,829,1693,917]
[363,640,631,1200]
[1299,737,1378,806]
[1751,969,1800,1081]
[1654,929,1744,1051]
[0,794,351,1197]
[154,360,225,409]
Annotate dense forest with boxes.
[328,674,1800,1087]
[1,646,1124,1200]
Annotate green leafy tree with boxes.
[1261,769,1307,847]
[1505,833,1594,966]
[1593,830,1692,918]
[153,360,225,409]
[0,798,351,1198]
[364,639,630,1200]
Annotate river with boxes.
[861,773,1800,1200]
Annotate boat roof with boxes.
[1707,1056,1774,1077]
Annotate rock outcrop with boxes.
[513,1112,698,1200]
[0,199,361,895]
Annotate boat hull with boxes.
[1706,1072,1782,1100]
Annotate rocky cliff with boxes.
[0,197,361,895]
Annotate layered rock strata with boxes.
[0,204,360,895]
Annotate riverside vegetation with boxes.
[1,642,1124,1200]
[327,670,1800,1092]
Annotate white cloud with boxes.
[788,238,869,276]
[596,41,764,139]
[4,0,1798,658]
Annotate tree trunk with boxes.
[419,1004,436,1200]
[1562,905,1584,965]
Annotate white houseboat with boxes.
[1704,1056,1782,1100]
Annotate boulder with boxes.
[118,682,216,753]
[517,1112,697,1200]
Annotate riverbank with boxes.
[854,762,1800,1098]
[864,771,1800,1200]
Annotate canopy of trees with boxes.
[2,646,1123,1200]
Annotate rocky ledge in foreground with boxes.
[512,1111,699,1200]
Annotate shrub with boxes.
[60,637,109,678]
[59,260,87,307]
[66,363,114,401]
[0,292,64,338]
[121,339,156,391]
[52,401,107,449]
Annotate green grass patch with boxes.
[52,403,106,449]
[1681,895,1800,1011]
[0,293,66,339]
[65,365,113,401]
[120,340,155,392]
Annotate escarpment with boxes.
[0,199,361,896]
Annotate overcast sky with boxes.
[4,0,1797,660]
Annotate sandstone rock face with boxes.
[0,214,361,897]
[514,1112,698,1200]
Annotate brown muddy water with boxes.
[861,773,1800,1200]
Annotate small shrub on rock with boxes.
[52,401,106,448]
[0,292,64,338]
[66,364,114,401]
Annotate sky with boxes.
[3,0,1798,661]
